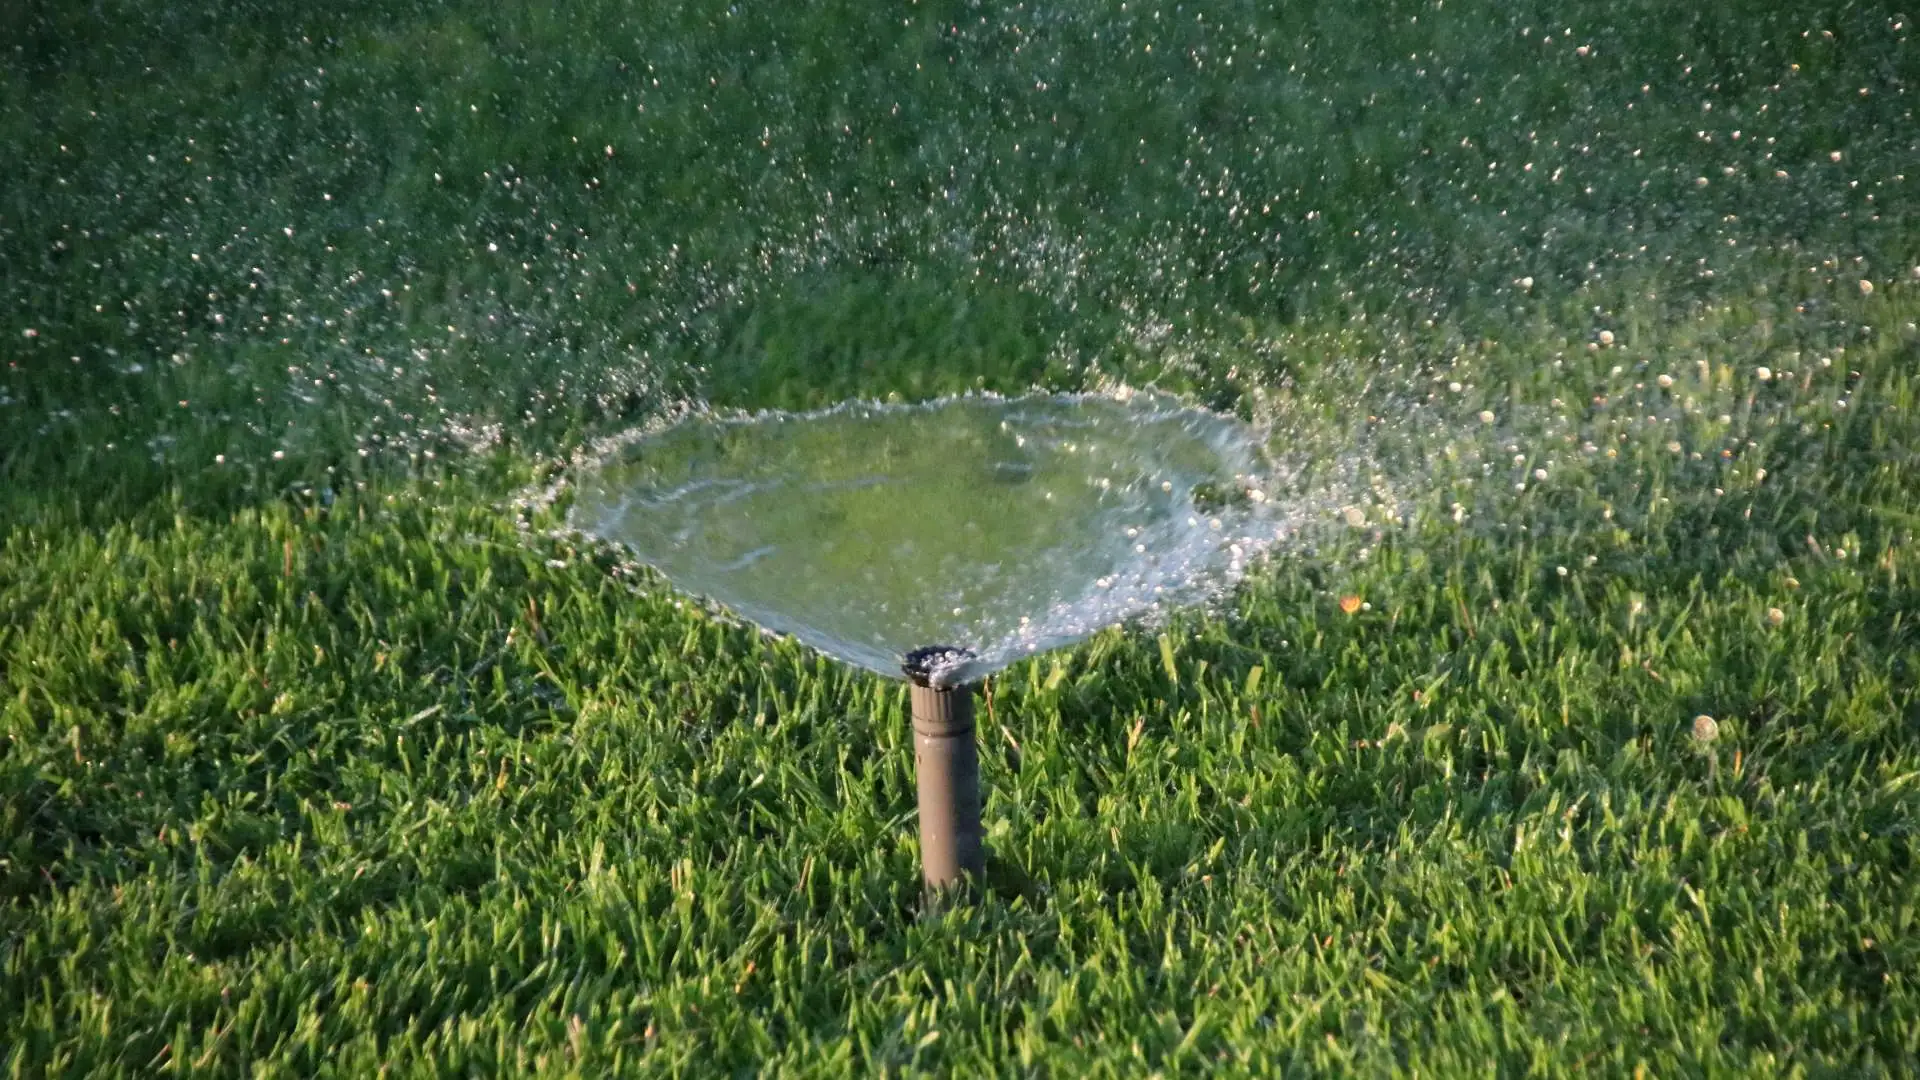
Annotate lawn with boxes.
[3,0,1917,1073]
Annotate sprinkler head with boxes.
[902,644,977,690]
[903,645,984,895]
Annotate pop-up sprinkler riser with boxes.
[902,646,985,894]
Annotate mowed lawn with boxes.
[3,0,1918,1073]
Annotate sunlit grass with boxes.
[3,0,1917,1073]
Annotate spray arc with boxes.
[570,392,1286,895]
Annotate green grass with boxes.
[4,0,1918,1073]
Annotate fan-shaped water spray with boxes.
[570,391,1278,686]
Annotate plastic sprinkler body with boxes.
[902,646,984,894]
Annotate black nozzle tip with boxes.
[902,645,976,688]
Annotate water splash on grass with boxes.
[569,390,1291,685]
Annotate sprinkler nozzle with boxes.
[902,644,975,689]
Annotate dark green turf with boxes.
[3,0,1917,1073]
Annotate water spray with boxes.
[902,646,984,895]
[569,395,1281,897]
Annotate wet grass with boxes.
[4,0,1919,1074]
